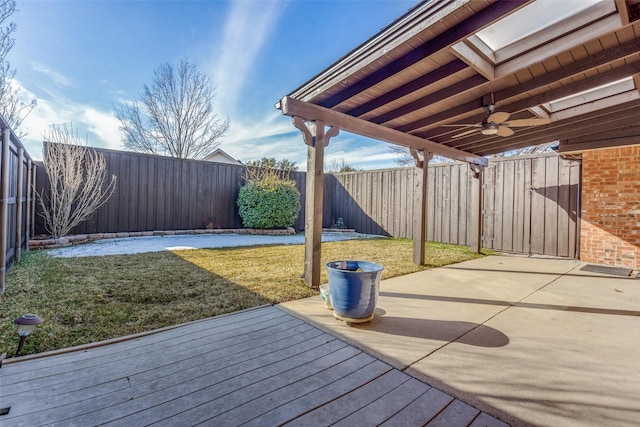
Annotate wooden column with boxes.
[15,147,24,262]
[292,117,339,287]
[25,158,32,248]
[31,162,37,238]
[0,128,10,293]
[470,164,484,254]
[411,149,433,265]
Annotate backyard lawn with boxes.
[0,238,487,357]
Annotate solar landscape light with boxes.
[14,314,42,357]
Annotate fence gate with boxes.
[482,154,581,258]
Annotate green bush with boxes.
[237,174,301,229]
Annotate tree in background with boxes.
[244,157,298,181]
[0,0,36,137]
[244,157,298,172]
[37,123,117,238]
[390,141,556,165]
[326,158,360,173]
[115,59,230,159]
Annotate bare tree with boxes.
[389,144,449,165]
[326,158,360,173]
[493,142,556,157]
[115,59,230,159]
[0,0,36,137]
[37,123,117,238]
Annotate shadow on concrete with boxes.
[356,314,509,347]
[380,291,640,317]
[441,265,637,280]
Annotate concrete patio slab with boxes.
[279,254,640,427]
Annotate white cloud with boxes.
[30,62,74,87]
[15,81,122,160]
[211,0,285,117]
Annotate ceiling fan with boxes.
[444,104,551,138]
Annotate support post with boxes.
[470,164,484,254]
[25,158,32,249]
[0,128,10,293]
[31,162,36,238]
[411,149,433,265]
[15,147,24,262]
[292,117,339,287]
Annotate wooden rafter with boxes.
[345,59,468,118]
[403,41,640,135]
[316,0,530,109]
[277,96,488,166]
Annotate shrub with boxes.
[237,173,301,229]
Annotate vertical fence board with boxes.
[544,156,560,256]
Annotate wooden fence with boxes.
[35,146,313,235]
[1,116,36,293]
[34,147,580,259]
[328,153,581,258]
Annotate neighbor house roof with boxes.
[276,0,640,165]
[203,148,241,165]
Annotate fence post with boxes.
[25,158,32,247]
[31,162,37,238]
[15,147,24,262]
[0,128,10,293]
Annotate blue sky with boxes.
[11,0,417,170]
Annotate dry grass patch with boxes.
[0,238,487,356]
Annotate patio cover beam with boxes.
[277,96,488,167]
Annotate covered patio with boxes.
[276,0,640,287]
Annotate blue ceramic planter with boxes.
[325,260,384,320]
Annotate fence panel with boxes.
[331,154,580,258]
[1,120,35,293]
[35,147,310,236]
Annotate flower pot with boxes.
[325,260,383,323]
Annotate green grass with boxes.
[0,238,488,356]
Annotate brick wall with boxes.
[580,145,640,269]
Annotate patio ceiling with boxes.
[277,0,640,165]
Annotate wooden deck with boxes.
[0,306,506,426]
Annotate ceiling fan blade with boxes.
[451,128,480,138]
[505,118,552,127]
[487,111,510,123]
[441,123,481,127]
[496,126,514,137]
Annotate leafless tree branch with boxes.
[115,59,230,159]
[37,124,117,238]
[0,0,36,137]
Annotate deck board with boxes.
[0,305,506,427]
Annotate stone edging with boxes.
[29,227,298,250]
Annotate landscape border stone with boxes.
[29,227,301,250]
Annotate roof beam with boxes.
[451,41,495,80]
[494,1,617,64]
[496,13,623,78]
[316,0,530,109]
[276,96,487,166]
[411,56,640,137]
[372,74,487,125]
[346,59,468,118]
[615,0,631,25]
[560,135,640,153]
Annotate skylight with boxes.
[476,0,603,51]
